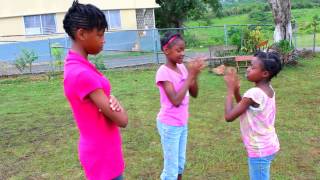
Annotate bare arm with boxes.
[160,76,194,107]
[188,57,206,98]
[189,79,198,98]
[234,88,242,103]
[225,90,253,122]
[89,89,128,128]
[224,66,251,122]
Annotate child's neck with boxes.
[71,43,88,60]
[165,60,177,69]
[255,80,270,88]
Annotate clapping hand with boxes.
[224,67,240,92]
[187,57,207,77]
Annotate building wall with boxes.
[120,10,138,30]
[0,17,25,36]
[0,0,159,18]
[0,0,159,37]
[55,13,66,34]
[0,9,139,38]
[0,0,159,58]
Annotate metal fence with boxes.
[0,24,319,76]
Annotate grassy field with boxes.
[0,56,320,179]
[186,8,320,28]
[184,8,320,48]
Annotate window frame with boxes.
[104,10,122,30]
[23,13,57,35]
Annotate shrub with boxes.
[183,32,201,48]
[242,26,265,53]
[228,27,242,51]
[89,53,107,70]
[50,43,64,71]
[271,40,295,65]
[15,49,38,73]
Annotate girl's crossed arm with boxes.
[89,89,128,128]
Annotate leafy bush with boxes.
[14,57,27,73]
[242,26,265,53]
[50,43,64,71]
[228,27,242,50]
[14,49,38,73]
[89,53,107,70]
[271,40,295,65]
[183,32,201,48]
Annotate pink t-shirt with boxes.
[156,64,189,126]
[240,87,280,158]
[63,51,124,180]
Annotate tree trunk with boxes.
[173,20,184,34]
[268,0,292,43]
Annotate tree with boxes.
[268,0,293,43]
[155,0,221,28]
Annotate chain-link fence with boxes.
[0,24,319,76]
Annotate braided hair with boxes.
[63,0,108,40]
[254,51,282,81]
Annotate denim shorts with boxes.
[248,153,276,180]
[157,120,188,180]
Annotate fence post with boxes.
[152,28,159,64]
[224,24,228,46]
[64,34,69,54]
[48,38,54,73]
[294,23,297,48]
[313,25,316,53]
[240,27,244,52]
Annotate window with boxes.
[104,10,121,29]
[24,14,56,35]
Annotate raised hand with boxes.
[224,67,240,92]
[187,57,207,77]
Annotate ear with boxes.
[163,47,170,55]
[262,70,270,79]
[75,28,87,41]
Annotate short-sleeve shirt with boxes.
[155,64,189,126]
[240,87,280,158]
[63,51,124,179]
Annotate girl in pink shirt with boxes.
[224,51,282,180]
[156,32,205,180]
[63,1,128,179]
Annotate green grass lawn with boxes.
[1,56,320,179]
[184,8,320,48]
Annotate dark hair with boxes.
[63,0,108,40]
[160,32,184,51]
[254,51,282,81]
